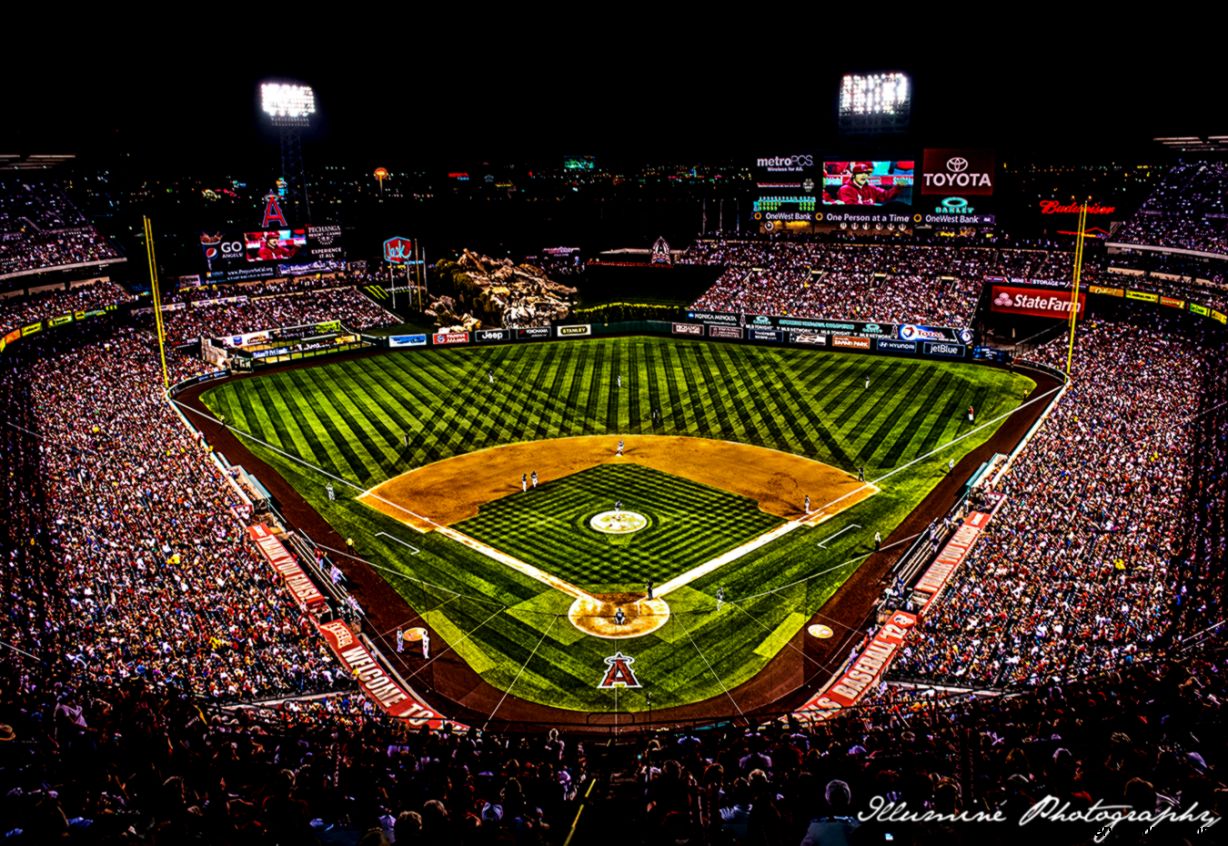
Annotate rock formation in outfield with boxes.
[428,250,577,329]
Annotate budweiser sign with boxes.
[1039,200,1117,215]
[990,285,1085,319]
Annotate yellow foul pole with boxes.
[144,216,170,390]
[1064,201,1088,378]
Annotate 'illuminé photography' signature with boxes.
[860,795,1220,842]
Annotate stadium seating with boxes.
[0,176,120,275]
[682,241,1096,326]
[1115,161,1228,255]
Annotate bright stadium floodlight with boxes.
[261,82,316,127]
[839,72,911,133]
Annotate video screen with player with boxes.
[822,161,914,206]
[244,229,307,263]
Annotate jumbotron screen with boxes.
[822,161,915,206]
[244,229,307,263]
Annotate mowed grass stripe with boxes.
[853,365,943,465]
[881,370,956,466]
[840,357,921,438]
[284,369,380,482]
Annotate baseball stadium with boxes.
[2,55,1226,845]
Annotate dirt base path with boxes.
[360,435,874,531]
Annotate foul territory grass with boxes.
[201,337,1035,714]
[456,463,782,591]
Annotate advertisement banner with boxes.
[1214,310,1227,325]
[474,328,510,343]
[432,332,470,346]
[21,322,42,337]
[316,619,463,729]
[924,341,966,358]
[389,334,428,348]
[515,326,552,340]
[897,324,975,344]
[916,510,993,607]
[49,313,74,327]
[831,334,871,350]
[315,319,342,334]
[672,322,704,337]
[990,285,1085,319]
[1190,303,1211,317]
[221,330,273,348]
[746,328,782,342]
[708,325,743,340]
[685,310,742,327]
[796,611,918,715]
[1126,290,1159,303]
[247,524,327,612]
[1088,284,1125,297]
[921,149,995,196]
[748,315,896,336]
[787,332,827,345]
[876,338,917,354]
[3,329,20,346]
[1161,296,1185,309]
[556,324,592,337]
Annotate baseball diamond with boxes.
[200,336,1035,714]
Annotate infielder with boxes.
[421,630,430,659]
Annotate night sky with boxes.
[2,32,1220,171]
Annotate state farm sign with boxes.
[990,285,1085,319]
[922,149,995,196]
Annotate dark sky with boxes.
[2,32,1220,172]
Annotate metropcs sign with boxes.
[756,154,814,173]
[921,149,995,196]
[990,285,1086,319]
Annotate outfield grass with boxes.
[201,337,1035,715]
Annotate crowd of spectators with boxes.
[0,280,132,335]
[162,286,398,344]
[891,307,1226,689]
[0,325,346,705]
[1115,161,1228,254]
[682,240,1096,326]
[618,642,1227,845]
[0,675,586,845]
[0,177,120,274]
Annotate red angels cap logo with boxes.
[598,652,642,688]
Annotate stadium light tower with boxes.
[260,81,316,223]
[838,72,911,134]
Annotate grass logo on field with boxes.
[598,652,642,688]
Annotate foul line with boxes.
[656,519,804,597]
[437,526,596,601]
[482,615,560,730]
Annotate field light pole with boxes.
[1064,201,1089,378]
[144,216,170,390]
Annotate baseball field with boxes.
[200,336,1035,717]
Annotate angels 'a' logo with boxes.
[598,652,642,688]
[262,194,288,229]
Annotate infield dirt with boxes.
[359,434,874,530]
